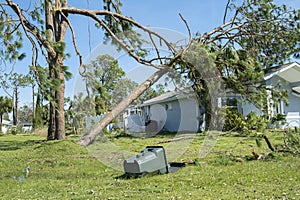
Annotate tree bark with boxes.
[12,87,18,125]
[32,83,35,125]
[78,68,168,146]
[45,0,55,140]
[0,114,2,133]
[46,0,68,140]
[53,0,68,140]
[262,134,275,152]
[54,62,66,140]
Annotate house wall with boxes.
[149,104,168,132]
[241,101,263,117]
[268,75,300,115]
[148,97,200,132]
[178,98,199,132]
[163,100,181,132]
[267,75,300,128]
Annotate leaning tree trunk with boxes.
[78,68,168,146]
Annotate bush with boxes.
[223,109,268,133]
[223,108,247,132]
[284,129,300,153]
[270,113,286,128]
[245,111,267,131]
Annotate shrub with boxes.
[223,108,247,132]
[245,111,267,131]
[270,113,286,128]
[284,129,300,153]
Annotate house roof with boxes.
[2,120,12,126]
[142,87,196,106]
[292,86,300,97]
[264,62,300,83]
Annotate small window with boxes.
[222,97,238,108]
[165,103,172,110]
[226,98,237,107]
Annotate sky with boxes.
[1,0,300,106]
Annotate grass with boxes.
[0,132,299,199]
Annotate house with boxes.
[124,88,206,133]
[124,62,300,133]
[264,62,300,128]
[1,120,13,134]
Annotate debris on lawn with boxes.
[123,146,185,177]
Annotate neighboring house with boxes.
[1,120,13,134]
[124,62,300,132]
[19,122,33,132]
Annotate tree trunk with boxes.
[78,68,168,146]
[45,0,56,140]
[54,67,66,140]
[12,87,18,125]
[53,0,68,140]
[34,87,43,129]
[46,0,68,140]
[48,85,56,139]
[0,114,2,133]
[32,83,35,125]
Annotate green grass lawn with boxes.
[0,132,299,199]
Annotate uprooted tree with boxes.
[0,0,299,145]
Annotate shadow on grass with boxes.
[0,139,46,151]
[113,131,178,139]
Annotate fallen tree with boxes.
[78,0,300,146]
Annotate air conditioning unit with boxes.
[123,146,169,176]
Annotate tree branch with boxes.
[59,10,83,68]
[6,0,56,58]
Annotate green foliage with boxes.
[69,93,96,134]
[194,0,300,121]
[230,0,300,67]
[270,113,286,128]
[223,109,268,133]
[6,125,24,135]
[0,96,13,117]
[223,108,247,132]
[245,111,267,131]
[52,41,66,55]
[283,129,300,153]
[111,78,138,106]
[84,54,125,115]
[18,105,33,123]
[33,92,45,129]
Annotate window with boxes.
[165,103,172,110]
[222,97,238,108]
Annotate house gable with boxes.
[264,62,300,83]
